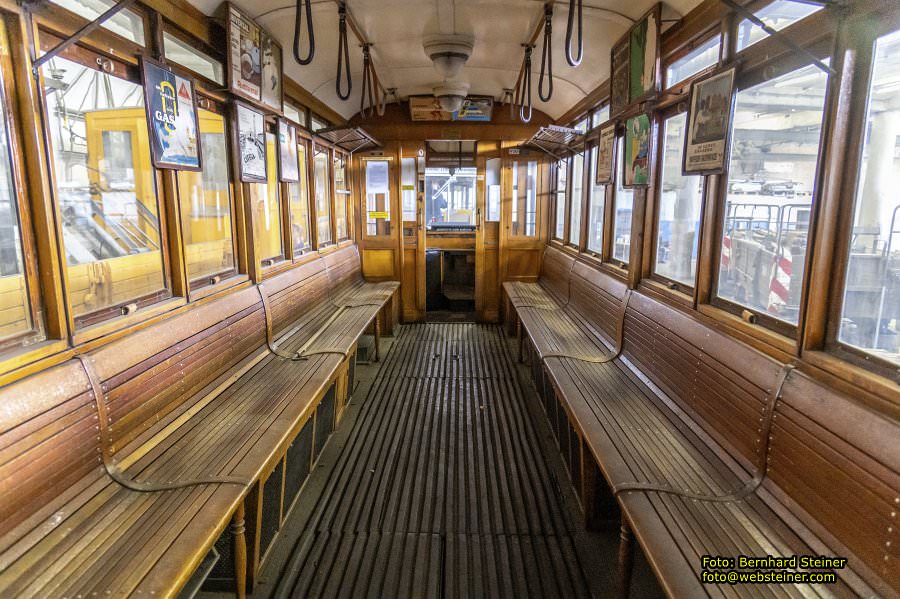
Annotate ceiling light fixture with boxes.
[433,82,470,113]
[423,34,475,79]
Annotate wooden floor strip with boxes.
[277,323,592,598]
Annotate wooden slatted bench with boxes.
[0,245,398,598]
[503,246,900,598]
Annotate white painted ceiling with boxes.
[191,0,705,120]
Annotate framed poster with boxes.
[140,57,202,171]
[623,114,651,188]
[610,37,630,116]
[227,3,262,101]
[235,102,266,182]
[454,96,493,121]
[278,118,299,182]
[260,33,283,112]
[409,96,452,121]
[683,66,736,175]
[595,124,616,185]
[629,4,661,105]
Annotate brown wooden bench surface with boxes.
[505,246,899,598]
[0,245,399,597]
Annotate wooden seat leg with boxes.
[373,315,380,362]
[517,317,524,363]
[232,502,247,599]
[618,518,635,599]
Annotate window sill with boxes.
[261,260,297,280]
[0,338,71,388]
[696,303,796,362]
[639,277,694,309]
[801,350,900,420]
[188,274,250,303]
[72,296,188,348]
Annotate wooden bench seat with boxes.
[504,246,899,598]
[0,245,399,597]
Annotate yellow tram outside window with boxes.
[251,132,284,264]
[43,56,167,324]
[288,142,311,255]
[334,154,349,241]
[176,110,235,284]
[314,148,332,245]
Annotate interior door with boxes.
[475,151,502,322]
[500,149,548,288]
[398,147,426,322]
[358,152,400,283]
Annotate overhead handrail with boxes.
[538,3,554,101]
[565,0,583,67]
[293,0,315,65]
[335,1,352,100]
[516,45,534,123]
[359,44,385,117]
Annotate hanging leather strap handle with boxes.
[538,3,554,102]
[335,1,352,100]
[565,0,583,67]
[293,0,315,65]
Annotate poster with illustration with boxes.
[610,38,630,116]
[278,118,299,182]
[684,67,736,175]
[141,57,201,171]
[454,97,493,121]
[409,96,453,121]
[623,114,651,187]
[236,103,266,182]
[629,5,660,104]
[260,33,283,112]
[228,4,261,100]
[595,124,616,184]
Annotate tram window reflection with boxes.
[288,142,311,255]
[655,113,703,286]
[43,57,167,324]
[252,132,284,264]
[717,63,828,324]
[838,29,900,367]
[424,167,476,230]
[612,138,634,263]
[176,110,235,285]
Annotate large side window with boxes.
[569,152,584,247]
[251,130,283,265]
[554,159,567,240]
[314,147,332,246]
[511,159,538,236]
[837,29,900,367]
[655,112,703,287]
[612,137,634,263]
[0,25,42,348]
[365,159,391,236]
[44,55,168,326]
[176,109,236,287]
[288,140,311,255]
[717,64,828,325]
[334,153,349,241]
[587,145,606,255]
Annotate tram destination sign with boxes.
[140,57,202,171]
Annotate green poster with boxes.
[624,114,651,187]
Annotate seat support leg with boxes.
[232,502,247,599]
[618,518,635,599]
[517,317,524,363]
[373,315,381,363]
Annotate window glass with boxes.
[592,105,610,129]
[511,160,538,236]
[718,63,828,323]
[252,132,283,263]
[555,160,567,239]
[569,152,584,246]
[666,35,720,87]
[574,118,588,133]
[163,32,224,84]
[310,114,328,132]
[612,138,634,263]
[314,148,332,244]
[0,65,39,343]
[737,1,822,52]
[401,157,417,221]
[177,110,234,283]
[334,154,349,240]
[424,167,476,229]
[656,113,703,286]
[283,103,304,126]
[486,158,500,222]
[366,160,392,235]
[44,57,166,322]
[50,0,145,45]
[288,142,311,254]
[587,145,606,254]
[838,30,900,366]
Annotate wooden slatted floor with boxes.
[274,323,595,598]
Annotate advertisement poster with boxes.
[454,97,493,121]
[236,103,266,182]
[610,38,630,116]
[278,118,299,182]
[629,7,659,103]
[260,33,283,111]
[623,114,651,187]
[684,67,736,175]
[228,4,261,100]
[141,57,201,171]
[595,124,616,184]
[409,96,452,121]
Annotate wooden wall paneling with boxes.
[475,150,500,321]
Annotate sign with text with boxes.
[141,57,201,171]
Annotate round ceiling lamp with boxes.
[433,82,470,113]
[423,34,475,79]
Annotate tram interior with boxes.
[0,0,898,597]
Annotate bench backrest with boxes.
[538,246,575,304]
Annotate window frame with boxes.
[161,23,226,89]
[311,142,335,249]
[607,132,634,270]
[663,30,722,95]
[552,157,569,244]
[567,148,587,251]
[288,131,314,260]
[333,149,351,242]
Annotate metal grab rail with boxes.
[538,3,554,102]
[293,0,315,65]
[335,1,352,100]
[516,46,534,123]
[565,0,583,67]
